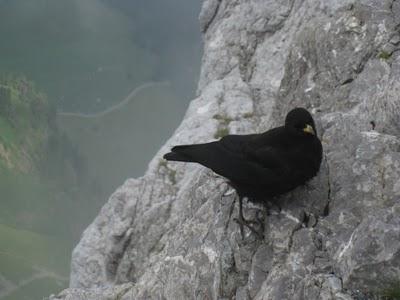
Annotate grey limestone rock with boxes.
[51,0,400,299]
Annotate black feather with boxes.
[163,107,323,202]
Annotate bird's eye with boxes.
[294,123,303,129]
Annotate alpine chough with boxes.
[163,107,323,237]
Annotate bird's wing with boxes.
[219,134,258,152]
[243,145,290,173]
[215,134,290,185]
[220,134,288,171]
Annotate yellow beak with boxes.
[303,124,315,135]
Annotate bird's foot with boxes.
[234,216,264,239]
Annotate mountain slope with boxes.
[50,1,400,299]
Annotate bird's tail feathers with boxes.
[163,151,189,162]
[163,145,196,162]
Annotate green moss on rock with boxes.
[214,127,230,139]
[380,281,400,300]
[378,51,392,60]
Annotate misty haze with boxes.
[0,1,201,299]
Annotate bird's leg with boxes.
[236,196,245,238]
[234,196,264,239]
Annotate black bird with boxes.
[163,107,323,237]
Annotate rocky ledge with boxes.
[50,0,400,299]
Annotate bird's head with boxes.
[285,107,317,137]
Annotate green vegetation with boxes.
[0,224,69,300]
[0,58,191,300]
[213,114,233,125]
[0,75,84,236]
[243,112,254,118]
[378,50,392,60]
[0,224,70,276]
[0,1,202,299]
[214,127,230,139]
[213,114,232,139]
[380,281,400,300]
[3,277,65,300]
[0,252,35,284]
[0,75,51,173]
[0,75,49,124]
[0,75,80,299]
[0,0,159,113]
[0,116,16,149]
[0,167,82,237]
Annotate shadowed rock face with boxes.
[50,0,400,299]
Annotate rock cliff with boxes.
[50,0,400,299]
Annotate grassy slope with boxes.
[0,224,70,300]
[0,116,15,148]
[0,168,72,236]
[0,76,49,173]
[0,77,71,299]
[0,82,186,300]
